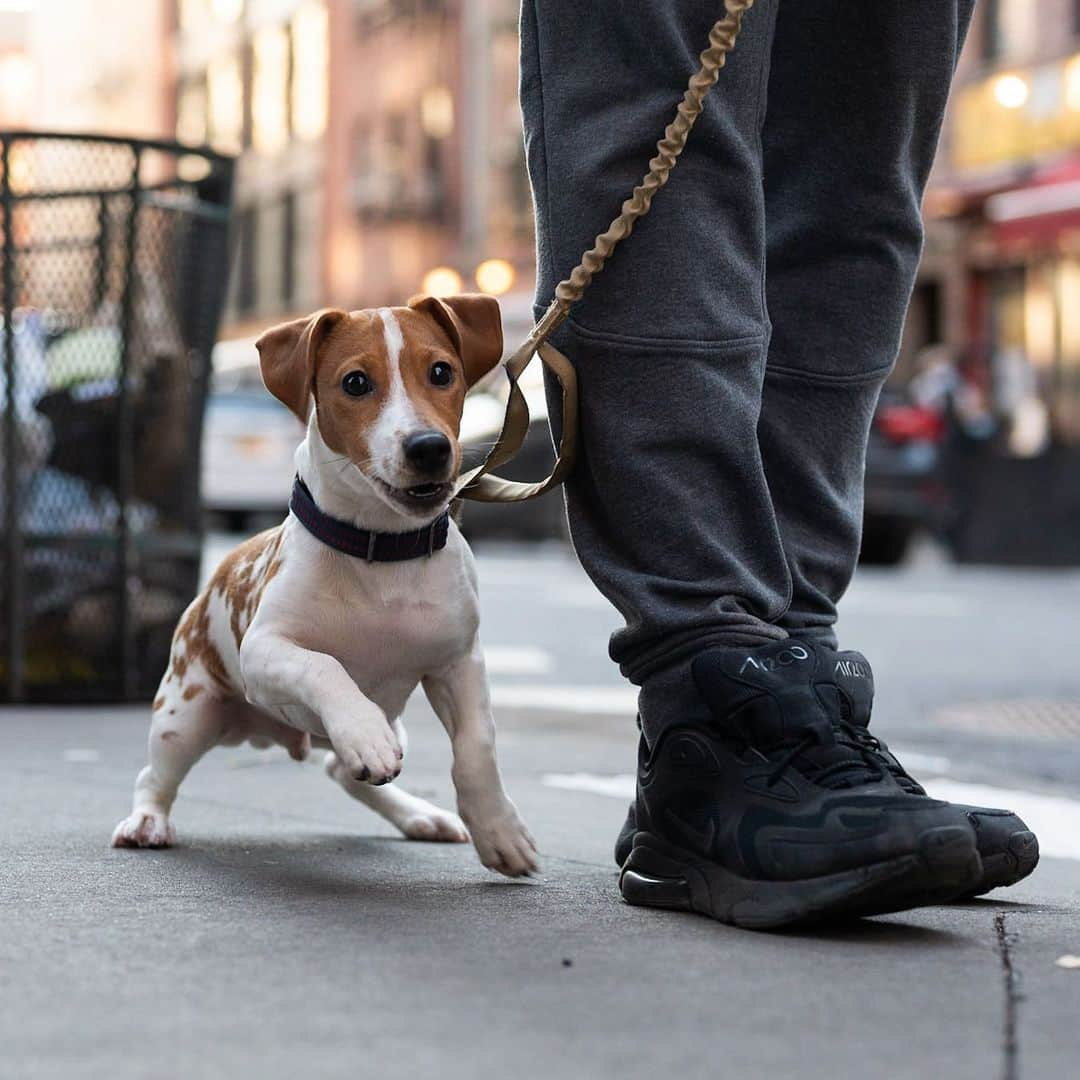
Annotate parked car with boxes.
[201,355,303,532]
[861,389,947,564]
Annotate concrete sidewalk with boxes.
[3,702,1079,1080]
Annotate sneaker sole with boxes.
[614,811,1031,901]
[619,827,983,931]
[959,829,1039,899]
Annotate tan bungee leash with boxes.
[455,0,755,504]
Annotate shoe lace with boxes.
[849,728,925,795]
[764,722,888,790]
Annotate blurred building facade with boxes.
[924,0,1080,455]
[6,0,1079,456]
[0,1,170,134]
[170,0,533,336]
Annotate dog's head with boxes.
[256,294,502,519]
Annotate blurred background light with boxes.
[421,266,464,297]
[993,73,1030,109]
[475,258,515,296]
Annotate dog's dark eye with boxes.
[429,361,454,387]
[342,371,372,397]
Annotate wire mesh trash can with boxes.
[1,133,234,703]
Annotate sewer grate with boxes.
[935,699,1080,741]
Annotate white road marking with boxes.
[483,646,555,675]
[1056,955,1080,969]
[490,684,637,714]
[541,772,1080,862]
[544,772,634,798]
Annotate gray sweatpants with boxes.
[519,0,974,733]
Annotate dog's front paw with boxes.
[327,722,403,786]
[111,811,175,849]
[461,798,539,878]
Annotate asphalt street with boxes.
[3,536,1080,1079]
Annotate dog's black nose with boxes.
[403,430,452,474]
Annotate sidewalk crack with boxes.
[995,912,1020,1080]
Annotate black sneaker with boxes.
[830,649,1039,897]
[617,641,983,929]
[616,647,1041,899]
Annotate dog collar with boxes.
[289,476,450,562]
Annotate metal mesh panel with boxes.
[1,133,234,702]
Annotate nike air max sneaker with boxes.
[829,649,1039,897]
[617,641,983,929]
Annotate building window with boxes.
[983,0,1000,61]
[983,0,1037,64]
[211,0,244,22]
[242,41,254,148]
[420,134,446,222]
[178,0,205,32]
[291,1,328,140]
[207,50,244,153]
[281,191,297,307]
[236,206,257,315]
[252,24,290,154]
[420,86,454,139]
[176,76,208,146]
[384,114,409,214]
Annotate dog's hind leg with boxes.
[324,720,468,843]
[111,687,227,849]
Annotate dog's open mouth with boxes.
[375,478,452,509]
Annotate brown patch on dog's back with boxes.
[167,527,285,702]
[152,696,165,712]
[208,527,286,649]
[175,591,230,694]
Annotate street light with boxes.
[475,259,515,296]
[421,267,464,297]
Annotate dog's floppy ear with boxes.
[408,293,503,386]
[256,309,345,421]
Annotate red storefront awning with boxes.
[983,158,1080,251]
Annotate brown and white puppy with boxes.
[111,295,539,877]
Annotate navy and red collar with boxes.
[289,476,450,562]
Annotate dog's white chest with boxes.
[251,520,480,717]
